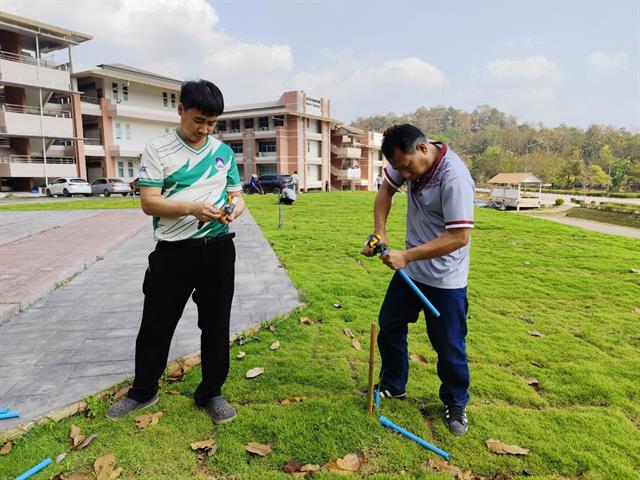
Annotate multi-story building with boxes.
[0,11,91,192]
[71,64,181,181]
[216,91,383,191]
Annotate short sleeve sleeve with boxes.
[383,164,405,190]
[137,143,164,188]
[442,174,475,229]
[226,153,242,192]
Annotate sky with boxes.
[4,0,639,130]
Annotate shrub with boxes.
[555,198,565,206]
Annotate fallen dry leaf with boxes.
[528,330,545,337]
[270,341,281,350]
[168,389,180,395]
[191,438,217,457]
[237,351,246,359]
[165,357,199,382]
[428,458,482,479]
[70,424,85,448]
[77,434,98,450]
[634,307,640,315]
[280,396,306,405]
[244,325,261,336]
[336,453,360,472]
[410,353,428,364]
[269,325,277,332]
[485,439,529,455]
[246,367,265,379]
[113,386,130,401]
[54,473,91,480]
[135,411,163,429]
[284,460,303,473]
[343,328,355,338]
[245,442,272,456]
[333,301,343,308]
[324,459,353,475]
[525,377,540,391]
[518,315,534,324]
[299,317,312,325]
[351,338,361,350]
[109,468,122,479]
[56,452,67,464]
[94,453,116,480]
[0,441,11,455]
[300,464,320,472]
[630,268,640,273]
[523,261,530,265]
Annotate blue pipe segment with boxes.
[379,416,450,460]
[0,407,9,414]
[374,390,381,408]
[379,246,441,317]
[15,458,52,480]
[0,411,20,420]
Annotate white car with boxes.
[45,177,92,197]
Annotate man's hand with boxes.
[380,249,408,270]
[360,232,388,257]
[190,202,223,223]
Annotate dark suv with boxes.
[243,174,293,194]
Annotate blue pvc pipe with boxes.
[15,458,52,480]
[374,389,380,408]
[379,247,440,317]
[0,407,9,414]
[379,416,450,460]
[0,411,20,420]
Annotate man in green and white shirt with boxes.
[107,80,245,425]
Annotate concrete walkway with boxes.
[0,209,301,432]
[531,215,640,239]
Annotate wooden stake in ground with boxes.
[367,322,377,413]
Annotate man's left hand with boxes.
[380,249,408,270]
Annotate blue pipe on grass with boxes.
[0,407,9,414]
[379,246,440,317]
[15,458,52,480]
[379,416,449,460]
[0,411,20,420]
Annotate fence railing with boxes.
[80,96,99,104]
[0,50,67,71]
[0,102,72,118]
[0,155,75,165]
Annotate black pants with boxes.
[127,236,236,406]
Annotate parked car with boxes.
[45,177,91,197]
[91,178,132,197]
[243,174,293,194]
[130,177,140,195]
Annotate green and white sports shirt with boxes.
[138,130,242,241]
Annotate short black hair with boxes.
[179,79,224,116]
[381,124,427,161]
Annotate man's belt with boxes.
[157,232,235,248]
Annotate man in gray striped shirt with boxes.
[361,124,475,436]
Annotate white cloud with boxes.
[2,0,293,103]
[291,55,445,119]
[588,52,630,70]
[486,55,563,83]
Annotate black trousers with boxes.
[127,235,235,406]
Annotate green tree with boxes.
[585,164,610,188]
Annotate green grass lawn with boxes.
[0,197,140,211]
[2,192,639,479]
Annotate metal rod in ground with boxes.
[367,322,377,413]
[15,458,52,480]
[379,416,450,460]
[278,204,284,229]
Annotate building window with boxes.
[230,119,240,132]
[216,121,227,133]
[112,82,119,102]
[258,117,269,130]
[84,122,99,130]
[170,93,176,108]
[125,124,131,140]
[122,85,128,103]
[118,161,124,177]
[244,118,254,129]
[257,164,277,176]
[228,142,243,154]
[115,123,122,140]
[307,142,311,153]
[274,115,284,127]
[257,140,276,154]
[307,164,321,182]
[162,92,168,107]
[128,161,134,178]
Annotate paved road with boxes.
[0,209,301,432]
[530,215,640,239]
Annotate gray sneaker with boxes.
[445,405,468,436]
[202,395,237,424]
[106,393,159,420]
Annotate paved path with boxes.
[530,215,640,239]
[0,210,301,432]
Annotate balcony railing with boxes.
[84,138,102,145]
[80,96,99,104]
[0,155,75,165]
[257,151,276,157]
[1,103,72,118]
[0,50,68,71]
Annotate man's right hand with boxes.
[360,232,388,257]
[190,202,223,223]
